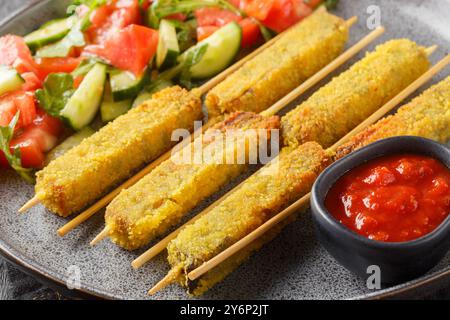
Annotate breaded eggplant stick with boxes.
[335,75,450,159]
[282,39,430,148]
[104,38,429,250]
[23,9,350,217]
[35,87,202,217]
[159,74,450,297]
[104,112,280,250]
[165,142,330,295]
[205,9,350,117]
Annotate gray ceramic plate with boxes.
[0,0,449,300]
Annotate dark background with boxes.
[0,0,448,300]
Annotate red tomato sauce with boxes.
[325,154,450,242]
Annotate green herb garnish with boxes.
[36,73,75,118]
[0,113,35,183]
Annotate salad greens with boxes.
[325,0,339,9]
[148,0,240,28]
[0,113,35,183]
[178,43,209,88]
[36,73,75,118]
[68,0,109,13]
[36,14,91,58]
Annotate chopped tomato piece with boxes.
[9,134,45,168]
[0,35,34,67]
[0,91,36,129]
[140,0,152,11]
[0,35,40,76]
[243,0,273,21]
[84,24,158,76]
[196,11,261,48]
[244,0,313,33]
[1,109,62,169]
[73,75,84,89]
[21,72,42,91]
[86,0,141,45]
[195,7,242,27]
[166,13,187,21]
[0,151,8,168]
[239,18,261,47]
[197,25,219,41]
[33,108,63,138]
[35,57,83,80]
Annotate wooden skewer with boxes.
[135,24,385,269]
[89,227,110,247]
[18,194,43,213]
[148,267,182,296]
[61,15,361,238]
[186,52,449,282]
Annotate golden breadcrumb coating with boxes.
[35,86,202,216]
[335,76,450,159]
[282,39,430,148]
[105,112,280,250]
[167,142,330,295]
[205,9,349,117]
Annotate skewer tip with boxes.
[425,45,438,56]
[90,227,110,247]
[345,16,358,27]
[148,268,180,296]
[18,194,41,213]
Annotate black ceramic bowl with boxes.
[311,136,450,285]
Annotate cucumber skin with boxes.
[158,49,179,71]
[61,64,107,130]
[110,71,149,102]
[157,20,180,71]
[101,99,132,122]
[0,67,24,96]
[188,22,242,80]
[24,17,74,51]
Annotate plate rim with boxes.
[0,0,449,300]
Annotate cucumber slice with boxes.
[101,85,132,122]
[132,91,153,109]
[60,63,107,130]
[0,66,24,96]
[132,79,173,108]
[181,22,242,80]
[44,127,95,166]
[110,69,148,102]
[24,16,76,51]
[156,20,180,70]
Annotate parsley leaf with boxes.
[35,73,75,118]
[178,43,208,89]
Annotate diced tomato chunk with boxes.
[195,7,242,27]
[9,134,45,168]
[0,91,36,129]
[166,13,187,21]
[244,0,314,33]
[140,0,152,11]
[197,26,220,41]
[0,35,34,66]
[0,151,8,168]
[239,18,262,47]
[73,75,84,89]
[33,108,63,138]
[83,24,158,76]
[21,72,42,91]
[1,109,62,169]
[86,0,141,45]
[35,57,83,80]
